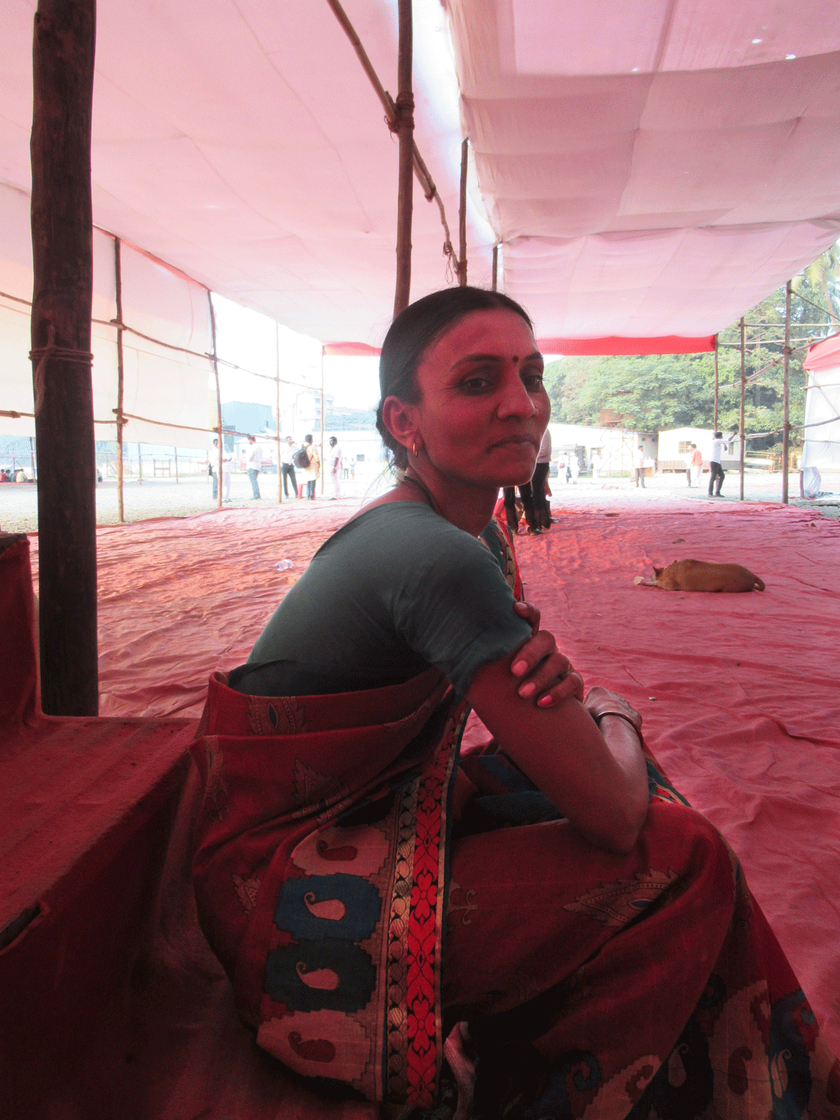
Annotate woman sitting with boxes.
[190,287,838,1119]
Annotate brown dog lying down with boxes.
[634,558,765,592]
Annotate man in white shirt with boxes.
[634,445,646,488]
[708,431,734,497]
[245,435,263,499]
[328,437,343,499]
[280,436,298,499]
[210,437,232,503]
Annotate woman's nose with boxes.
[497,371,537,417]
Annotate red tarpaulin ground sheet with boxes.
[20,494,840,1116]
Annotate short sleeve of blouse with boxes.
[382,506,532,696]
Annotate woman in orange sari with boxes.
[190,287,839,1119]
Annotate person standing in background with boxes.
[303,434,320,499]
[328,436,343,500]
[531,429,552,529]
[245,435,263,499]
[210,437,232,503]
[690,443,703,488]
[708,431,734,497]
[280,436,298,499]
[634,445,646,488]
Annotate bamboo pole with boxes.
[208,293,223,507]
[492,244,499,292]
[739,317,746,501]
[324,0,459,279]
[281,320,288,504]
[320,353,326,496]
[393,0,414,316]
[30,0,98,716]
[782,280,791,504]
[114,236,126,521]
[713,339,719,433]
[458,138,468,286]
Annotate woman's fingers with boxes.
[510,629,557,681]
[510,627,584,706]
[584,686,643,731]
[513,598,541,635]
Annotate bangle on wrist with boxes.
[594,709,642,735]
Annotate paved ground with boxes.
[2,467,840,534]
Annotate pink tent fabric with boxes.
[4,1,840,357]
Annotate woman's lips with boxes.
[487,435,538,451]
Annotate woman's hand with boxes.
[583,686,643,734]
[509,600,584,708]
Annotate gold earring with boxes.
[412,440,420,457]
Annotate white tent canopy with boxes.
[3,0,840,358]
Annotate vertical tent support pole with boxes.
[30,0,98,716]
[713,339,719,433]
[208,292,223,508]
[320,353,326,496]
[458,138,468,286]
[739,317,746,501]
[114,236,126,522]
[393,0,414,317]
[281,324,288,504]
[491,245,499,292]
[782,280,791,505]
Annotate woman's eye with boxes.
[524,370,545,390]
[461,376,493,393]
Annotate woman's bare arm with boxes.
[507,600,584,707]
[467,652,649,854]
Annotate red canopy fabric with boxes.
[538,334,716,356]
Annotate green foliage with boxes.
[544,245,840,448]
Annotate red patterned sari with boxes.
[189,526,839,1118]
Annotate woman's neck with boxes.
[401,467,497,537]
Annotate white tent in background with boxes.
[801,336,840,497]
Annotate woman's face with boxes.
[406,309,549,491]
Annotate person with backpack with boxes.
[280,437,299,499]
[299,434,319,498]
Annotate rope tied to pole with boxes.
[388,90,415,134]
[30,326,94,411]
[30,343,94,369]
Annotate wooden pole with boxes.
[276,322,282,503]
[713,338,719,433]
[208,293,223,507]
[393,0,414,317]
[782,280,791,504]
[320,353,326,497]
[458,138,468,286]
[739,317,746,501]
[30,0,98,716]
[492,244,499,292]
[114,236,126,522]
